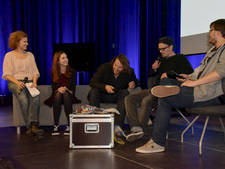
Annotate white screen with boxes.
[181,0,225,37]
[181,0,225,54]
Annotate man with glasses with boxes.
[136,19,225,153]
[125,37,193,142]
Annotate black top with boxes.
[52,69,77,94]
[44,69,81,107]
[149,54,194,78]
[90,62,140,92]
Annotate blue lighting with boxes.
[186,53,205,69]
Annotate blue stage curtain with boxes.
[140,0,181,88]
[0,0,180,95]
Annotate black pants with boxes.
[53,92,72,125]
[88,88,129,127]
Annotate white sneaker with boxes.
[64,126,70,136]
[136,139,165,153]
[151,85,180,98]
[52,125,60,136]
[126,131,144,142]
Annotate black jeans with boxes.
[53,92,73,126]
[152,78,220,146]
[88,88,129,127]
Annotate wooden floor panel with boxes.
[0,106,225,169]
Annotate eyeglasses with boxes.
[158,46,169,51]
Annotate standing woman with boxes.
[2,31,43,136]
[47,51,77,135]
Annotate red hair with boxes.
[9,31,28,50]
[51,51,71,83]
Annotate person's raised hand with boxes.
[152,60,161,71]
[128,81,135,89]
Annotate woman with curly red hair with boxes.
[2,31,43,136]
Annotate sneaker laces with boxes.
[144,139,154,147]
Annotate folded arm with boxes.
[181,71,222,87]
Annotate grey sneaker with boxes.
[126,131,144,142]
[151,85,180,98]
[52,125,60,136]
[136,139,165,153]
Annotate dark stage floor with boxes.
[0,106,225,169]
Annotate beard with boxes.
[208,37,216,46]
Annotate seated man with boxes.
[125,37,193,142]
[88,54,140,142]
[136,19,225,153]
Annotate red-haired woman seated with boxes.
[45,51,80,135]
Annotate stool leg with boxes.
[17,127,21,135]
[219,117,225,141]
[199,116,209,155]
[177,109,194,135]
[181,116,199,143]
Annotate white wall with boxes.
[181,33,211,55]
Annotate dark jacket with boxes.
[90,62,140,92]
[44,69,81,107]
[51,69,76,94]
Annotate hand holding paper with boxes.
[25,83,40,97]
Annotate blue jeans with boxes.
[152,78,220,146]
[8,81,40,127]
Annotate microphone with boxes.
[18,77,28,95]
[157,56,163,62]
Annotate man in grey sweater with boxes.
[136,18,225,153]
